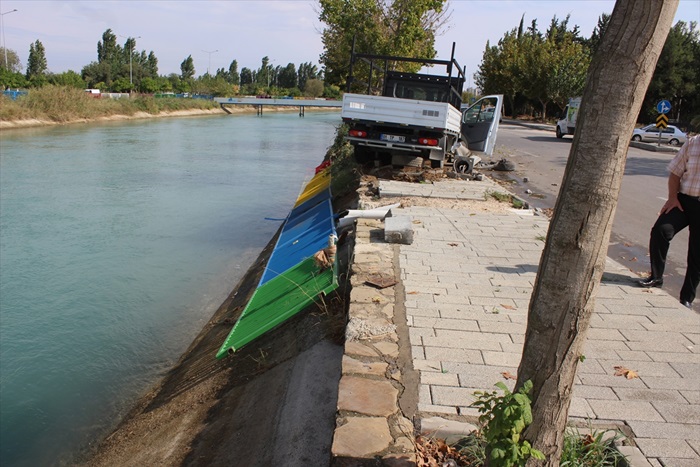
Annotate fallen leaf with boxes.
[447,242,459,247]
[582,433,596,446]
[372,296,383,303]
[623,242,632,247]
[630,257,638,262]
[407,291,419,295]
[502,371,517,380]
[501,304,516,310]
[614,366,639,379]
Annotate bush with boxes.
[0,85,219,123]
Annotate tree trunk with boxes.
[515,1,678,465]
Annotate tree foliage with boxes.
[0,47,22,73]
[476,15,590,119]
[26,40,48,85]
[476,13,698,127]
[642,20,699,123]
[317,0,450,88]
[180,55,195,80]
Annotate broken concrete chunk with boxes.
[384,216,413,244]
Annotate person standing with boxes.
[639,134,699,309]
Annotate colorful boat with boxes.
[216,164,338,358]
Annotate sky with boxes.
[2,0,699,85]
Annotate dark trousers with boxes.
[649,193,700,303]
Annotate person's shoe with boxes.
[681,300,692,309]
[638,276,663,288]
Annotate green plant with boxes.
[471,380,545,466]
[487,190,512,203]
[560,426,628,466]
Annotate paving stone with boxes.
[681,390,700,404]
[481,350,522,367]
[654,458,700,467]
[423,347,484,364]
[418,416,477,438]
[652,402,700,424]
[374,341,399,358]
[345,341,379,358]
[431,385,479,407]
[395,416,414,438]
[614,388,686,403]
[416,403,458,415]
[669,361,700,379]
[627,420,700,440]
[588,400,664,422]
[643,376,700,391]
[572,385,619,400]
[342,355,388,377]
[420,371,459,386]
[598,360,681,378]
[616,446,655,467]
[338,376,398,416]
[634,438,697,459]
[568,397,595,419]
[332,416,393,458]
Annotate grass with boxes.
[486,190,526,209]
[0,85,219,123]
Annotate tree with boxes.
[317,0,450,88]
[642,20,698,122]
[48,70,85,88]
[180,55,195,80]
[145,51,159,79]
[304,78,324,97]
[278,63,297,89]
[26,40,48,84]
[228,60,240,85]
[514,1,678,465]
[240,67,253,85]
[0,47,22,73]
[586,13,612,56]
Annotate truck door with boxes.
[461,95,503,157]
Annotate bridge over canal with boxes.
[214,97,342,116]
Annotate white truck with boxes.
[555,97,581,138]
[341,45,503,168]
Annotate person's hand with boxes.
[661,196,682,214]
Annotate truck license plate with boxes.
[380,134,405,143]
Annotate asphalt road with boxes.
[490,121,690,306]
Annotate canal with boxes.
[0,111,340,466]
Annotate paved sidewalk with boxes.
[332,177,699,466]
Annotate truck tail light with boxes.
[349,129,368,138]
[418,137,439,146]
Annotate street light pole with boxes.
[1,9,18,70]
[202,49,218,75]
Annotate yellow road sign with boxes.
[656,113,668,129]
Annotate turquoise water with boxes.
[0,111,340,466]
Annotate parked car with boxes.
[632,124,687,146]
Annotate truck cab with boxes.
[556,97,581,138]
